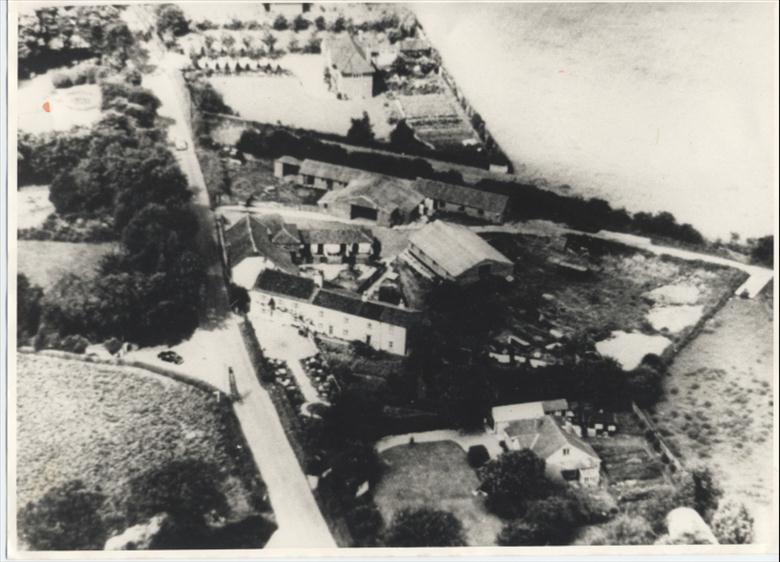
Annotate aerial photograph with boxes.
[8,0,777,553]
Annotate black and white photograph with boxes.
[3,0,778,556]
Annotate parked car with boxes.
[172,137,188,151]
[158,350,183,365]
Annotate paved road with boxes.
[144,47,336,548]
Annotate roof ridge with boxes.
[245,215,259,254]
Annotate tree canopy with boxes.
[383,507,466,547]
[17,274,43,345]
[18,480,107,550]
[478,450,549,517]
[346,112,375,145]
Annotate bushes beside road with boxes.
[19,93,207,348]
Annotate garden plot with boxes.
[589,413,670,524]
[15,353,274,543]
[397,92,479,149]
[374,441,503,546]
[16,240,116,290]
[652,293,774,542]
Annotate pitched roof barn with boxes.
[415,178,509,216]
[408,220,512,278]
[298,159,361,184]
[224,215,299,273]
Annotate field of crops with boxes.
[15,353,274,544]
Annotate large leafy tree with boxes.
[674,466,723,522]
[17,274,44,345]
[383,507,466,547]
[478,450,548,517]
[18,480,107,550]
[346,112,375,145]
[155,4,190,37]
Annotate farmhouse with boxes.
[405,220,513,284]
[299,226,374,262]
[415,178,509,223]
[223,215,299,289]
[318,174,424,226]
[503,415,602,486]
[295,159,358,191]
[254,269,416,355]
[323,35,376,99]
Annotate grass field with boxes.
[209,71,392,139]
[16,241,116,290]
[15,353,275,545]
[373,441,503,546]
[652,291,774,541]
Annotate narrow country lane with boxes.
[142,45,337,548]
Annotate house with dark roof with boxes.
[323,35,375,99]
[253,270,416,355]
[415,178,509,223]
[299,226,374,262]
[223,215,300,289]
[318,174,424,226]
[405,220,513,284]
[503,415,601,486]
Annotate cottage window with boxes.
[319,310,324,317]
[344,317,349,323]
[343,329,349,336]
[562,448,570,456]
[388,341,393,349]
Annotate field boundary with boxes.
[17,347,226,397]
[631,401,683,473]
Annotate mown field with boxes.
[15,353,275,547]
[652,291,775,541]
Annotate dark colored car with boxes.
[158,350,183,365]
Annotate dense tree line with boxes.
[21,95,206,347]
[17,460,275,550]
[18,6,139,79]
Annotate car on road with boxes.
[171,137,188,151]
[158,350,184,365]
